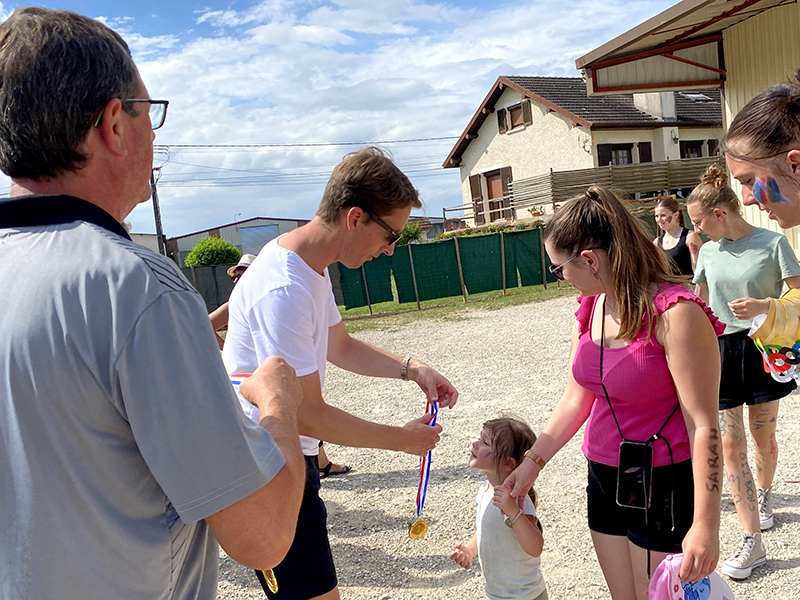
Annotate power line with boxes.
[161,136,457,149]
[158,167,454,188]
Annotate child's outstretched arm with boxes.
[450,534,477,569]
[493,487,544,558]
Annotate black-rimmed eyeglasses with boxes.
[548,247,604,281]
[364,209,402,245]
[94,99,169,130]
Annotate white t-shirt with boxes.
[223,237,342,456]
[476,481,546,600]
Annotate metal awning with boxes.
[576,0,792,95]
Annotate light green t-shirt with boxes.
[693,227,800,333]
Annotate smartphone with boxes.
[616,440,653,510]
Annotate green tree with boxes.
[184,237,241,267]
[397,221,423,246]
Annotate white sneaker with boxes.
[758,487,774,530]
[721,533,767,580]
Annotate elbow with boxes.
[223,520,297,570]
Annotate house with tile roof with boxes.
[443,75,723,225]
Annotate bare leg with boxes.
[317,443,350,476]
[591,531,637,600]
[719,408,760,534]
[318,443,331,468]
[628,543,670,600]
[748,401,779,490]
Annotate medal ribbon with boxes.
[230,373,251,386]
[415,401,439,517]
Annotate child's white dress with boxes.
[476,480,547,600]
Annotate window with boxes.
[596,143,634,166]
[708,139,720,156]
[679,92,713,102]
[497,100,532,134]
[611,148,630,165]
[468,167,514,225]
[680,140,703,159]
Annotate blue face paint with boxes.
[666,215,673,223]
[484,451,492,458]
[754,176,791,205]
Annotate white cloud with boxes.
[94,15,134,28]
[111,0,677,235]
[196,0,312,28]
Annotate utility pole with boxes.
[150,167,166,256]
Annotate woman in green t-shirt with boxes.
[688,165,800,581]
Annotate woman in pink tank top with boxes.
[503,186,725,600]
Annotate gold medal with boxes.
[262,569,278,594]
[408,517,429,540]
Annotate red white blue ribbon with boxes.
[230,373,251,386]
[415,401,439,517]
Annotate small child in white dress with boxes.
[451,418,547,600]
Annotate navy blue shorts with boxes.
[587,459,694,553]
[255,455,337,600]
[719,329,795,410]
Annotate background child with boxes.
[451,418,547,600]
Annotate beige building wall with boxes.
[724,2,800,250]
[458,88,594,215]
[130,233,160,254]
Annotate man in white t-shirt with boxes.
[223,146,459,600]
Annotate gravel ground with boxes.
[218,294,800,599]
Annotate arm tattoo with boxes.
[705,427,721,493]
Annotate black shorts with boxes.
[719,329,796,410]
[587,459,694,553]
[255,455,337,600]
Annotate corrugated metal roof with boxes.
[576,0,788,69]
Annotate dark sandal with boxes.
[319,462,352,479]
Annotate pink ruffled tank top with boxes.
[573,284,725,467]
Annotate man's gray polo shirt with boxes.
[0,195,286,600]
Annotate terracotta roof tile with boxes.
[506,76,721,125]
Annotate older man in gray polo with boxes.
[0,8,304,599]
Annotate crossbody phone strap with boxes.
[598,295,679,576]
[598,296,679,442]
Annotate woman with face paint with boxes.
[688,165,800,580]
[653,197,703,276]
[723,70,800,228]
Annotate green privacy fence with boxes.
[335,228,559,311]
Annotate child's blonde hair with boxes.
[482,417,543,531]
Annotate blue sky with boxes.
[0,0,675,236]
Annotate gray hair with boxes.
[0,7,141,179]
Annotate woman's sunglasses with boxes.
[548,247,604,281]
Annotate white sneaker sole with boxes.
[760,515,774,530]
[722,556,767,580]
